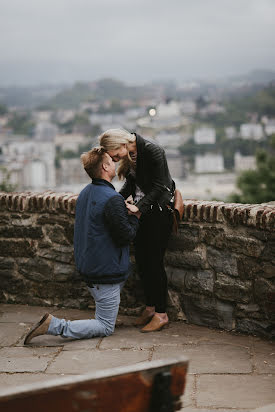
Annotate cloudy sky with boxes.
[0,0,275,85]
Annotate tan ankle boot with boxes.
[24,313,53,345]
[140,314,169,333]
[134,309,155,326]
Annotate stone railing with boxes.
[0,191,274,338]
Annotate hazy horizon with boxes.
[1,0,275,86]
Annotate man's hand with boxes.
[126,202,141,219]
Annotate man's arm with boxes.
[103,195,139,247]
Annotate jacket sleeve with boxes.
[136,143,170,214]
[119,177,133,200]
[103,194,139,247]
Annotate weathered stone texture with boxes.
[0,191,274,338]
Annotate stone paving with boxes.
[0,304,274,411]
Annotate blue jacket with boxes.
[74,179,139,285]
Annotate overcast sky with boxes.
[0,0,275,85]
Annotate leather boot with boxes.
[140,314,169,333]
[134,308,155,326]
[24,313,53,345]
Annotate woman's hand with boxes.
[126,202,141,218]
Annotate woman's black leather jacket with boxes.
[119,133,175,214]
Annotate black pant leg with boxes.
[134,207,173,312]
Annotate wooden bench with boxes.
[0,356,188,412]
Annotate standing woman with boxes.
[99,129,175,332]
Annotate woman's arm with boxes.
[119,176,133,200]
[136,143,171,214]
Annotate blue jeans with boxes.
[47,282,124,339]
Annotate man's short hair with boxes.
[81,146,107,179]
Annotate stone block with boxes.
[261,263,275,278]
[203,229,264,257]
[0,347,57,373]
[152,343,252,374]
[201,226,225,248]
[197,375,275,409]
[254,278,275,303]
[214,273,252,303]
[168,225,199,251]
[182,294,235,330]
[0,214,10,224]
[46,225,70,245]
[0,323,27,346]
[53,263,76,282]
[18,257,54,282]
[167,289,187,321]
[236,319,274,338]
[46,349,149,374]
[237,255,262,280]
[0,373,80,390]
[64,223,74,244]
[185,270,214,295]
[37,244,74,264]
[37,214,70,226]
[207,246,238,277]
[0,240,35,257]
[252,340,275,374]
[165,249,205,269]
[0,226,43,239]
[236,303,261,320]
[0,270,27,295]
[166,266,186,288]
[261,241,275,262]
[216,300,235,330]
[254,278,275,319]
[0,257,15,270]
[182,294,219,329]
[0,304,52,323]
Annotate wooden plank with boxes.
[0,356,188,412]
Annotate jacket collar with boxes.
[92,178,115,190]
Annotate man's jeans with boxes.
[48,282,124,339]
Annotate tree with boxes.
[0,103,8,115]
[229,135,275,203]
[7,112,35,136]
[0,167,17,192]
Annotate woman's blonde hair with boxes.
[99,128,136,179]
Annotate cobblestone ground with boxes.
[0,304,274,411]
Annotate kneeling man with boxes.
[24,147,140,344]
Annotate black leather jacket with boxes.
[119,134,175,214]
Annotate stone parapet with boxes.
[1,191,274,230]
[0,191,274,338]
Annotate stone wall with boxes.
[0,191,274,338]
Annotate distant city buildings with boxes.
[165,149,184,178]
[55,133,90,152]
[265,119,275,136]
[58,158,87,186]
[200,103,225,116]
[234,152,256,172]
[155,132,183,148]
[225,126,237,139]
[194,127,216,144]
[0,135,56,190]
[195,153,224,173]
[240,123,264,140]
